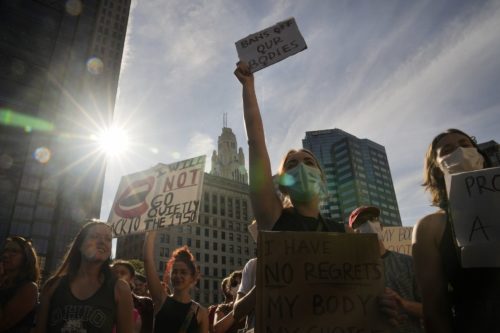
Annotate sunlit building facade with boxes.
[116,125,256,306]
[302,129,402,226]
[0,0,130,273]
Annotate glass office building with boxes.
[303,129,402,226]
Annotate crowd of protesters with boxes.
[0,61,498,333]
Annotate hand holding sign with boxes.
[235,17,307,73]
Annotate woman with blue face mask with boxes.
[233,61,343,233]
[412,128,499,333]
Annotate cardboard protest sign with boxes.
[107,155,206,237]
[382,226,413,255]
[257,231,391,333]
[235,17,307,73]
[447,167,500,267]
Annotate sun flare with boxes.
[96,126,130,158]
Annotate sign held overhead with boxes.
[235,17,307,73]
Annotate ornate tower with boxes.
[210,114,248,184]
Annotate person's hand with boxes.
[234,61,254,86]
[378,288,407,327]
[385,287,405,308]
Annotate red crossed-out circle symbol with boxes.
[113,176,155,218]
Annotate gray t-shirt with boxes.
[237,257,257,331]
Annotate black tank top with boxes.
[47,274,117,332]
[440,216,500,332]
[154,297,199,333]
[272,208,345,232]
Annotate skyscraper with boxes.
[302,129,402,226]
[116,124,255,306]
[0,0,130,272]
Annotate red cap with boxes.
[349,206,380,228]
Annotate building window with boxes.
[196,239,200,248]
[220,196,225,216]
[213,230,218,238]
[212,194,217,214]
[204,228,209,237]
[204,254,209,263]
[221,231,226,240]
[213,242,218,251]
[204,192,209,212]
[213,255,218,264]
[235,199,241,219]
[205,241,209,250]
[196,227,200,235]
[177,237,182,246]
[228,198,233,217]
[242,200,248,220]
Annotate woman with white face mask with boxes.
[234,61,343,233]
[412,128,498,333]
[234,61,400,328]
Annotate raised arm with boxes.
[412,213,452,333]
[234,62,282,229]
[143,231,166,310]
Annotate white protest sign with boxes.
[447,167,500,267]
[235,17,307,73]
[257,231,391,333]
[107,155,206,237]
[382,226,413,255]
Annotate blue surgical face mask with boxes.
[279,163,327,202]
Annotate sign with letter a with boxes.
[447,167,500,267]
[107,155,206,237]
[235,17,307,73]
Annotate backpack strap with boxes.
[178,301,199,333]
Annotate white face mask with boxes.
[437,147,484,175]
[356,221,383,240]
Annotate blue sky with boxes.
[100,0,500,226]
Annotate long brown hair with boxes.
[423,128,490,208]
[49,219,112,280]
[5,236,40,286]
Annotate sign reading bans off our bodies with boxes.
[107,155,206,237]
[447,167,500,267]
[257,232,391,333]
[235,17,307,73]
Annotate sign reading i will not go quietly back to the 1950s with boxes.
[257,231,391,333]
[447,167,500,268]
[107,155,206,237]
[235,17,307,73]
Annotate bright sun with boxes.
[96,126,130,158]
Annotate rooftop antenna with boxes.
[223,113,227,128]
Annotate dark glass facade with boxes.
[303,129,402,226]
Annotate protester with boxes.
[350,206,423,332]
[35,220,134,333]
[234,61,399,327]
[213,270,244,333]
[412,128,500,333]
[144,232,208,333]
[112,260,154,333]
[232,221,258,332]
[134,274,149,297]
[0,236,40,332]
